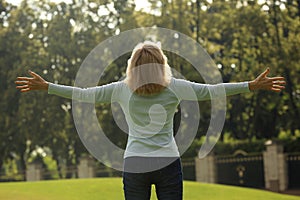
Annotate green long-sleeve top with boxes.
[48,78,250,158]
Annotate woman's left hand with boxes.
[15,70,49,93]
[249,68,286,92]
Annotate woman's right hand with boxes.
[15,70,49,93]
[248,68,286,92]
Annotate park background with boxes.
[0,0,300,198]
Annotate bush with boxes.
[182,132,300,158]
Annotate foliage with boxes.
[183,131,300,157]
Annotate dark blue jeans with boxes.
[123,157,183,200]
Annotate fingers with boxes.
[15,75,32,92]
[259,68,286,93]
[259,68,270,78]
[16,77,33,81]
[273,80,286,85]
[271,79,286,90]
[20,88,31,93]
[15,80,30,92]
[15,80,32,88]
[15,80,29,85]
[16,84,37,92]
[16,85,28,89]
[269,77,285,81]
[273,84,285,89]
[271,87,282,92]
[28,70,43,79]
[16,70,41,86]
[271,88,281,92]
[269,81,285,92]
[16,84,31,92]
[16,71,41,81]
[16,70,48,93]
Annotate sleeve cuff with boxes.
[48,83,55,95]
[246,82,251,92]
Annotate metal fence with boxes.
[216,152,265,189]
[287,153,300,189]
[2,151,300,192]
[0,159,196,181]
[182,158,196,181]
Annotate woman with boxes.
[16,41,285,200]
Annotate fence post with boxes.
[26,162,43,181]
[195,153,216,183]
[263,141,288,192]
[78,155,96,178]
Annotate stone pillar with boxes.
[263,142,288,192]
[78,156,96,178]
[195,153,217,183]
[26,163,43,181]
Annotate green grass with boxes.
[0,178,299,200]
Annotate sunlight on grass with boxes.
[0,178,300,200]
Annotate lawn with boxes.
[0,178,299,200]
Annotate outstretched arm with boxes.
[172,68,286,101]
[15,70,49,92]
[15,70,121,103]
[248,68,285,92]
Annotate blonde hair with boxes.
[124,41,172,95]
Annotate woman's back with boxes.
[115,79,181,158]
